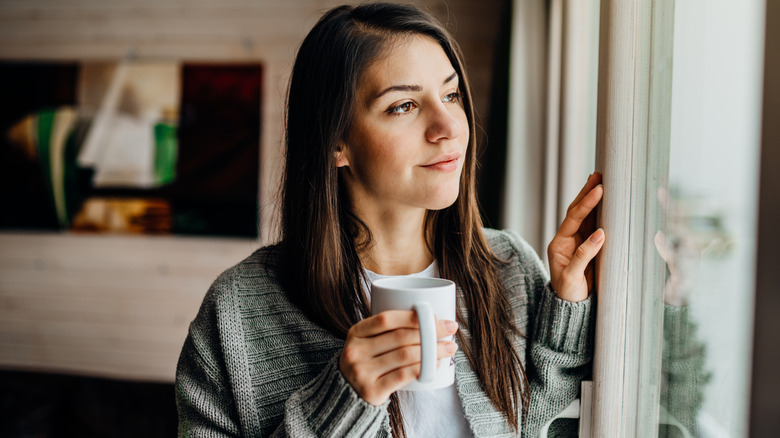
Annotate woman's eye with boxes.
[443,92,461,103]
[388,101,416,114]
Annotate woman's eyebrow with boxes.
[373,71,459,100]
[442,71,458,86]
[374,84,422,100]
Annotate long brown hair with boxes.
[280,3,529,434]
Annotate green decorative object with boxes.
[154,111,178,186]
[35,108,82,229]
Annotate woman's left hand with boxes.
[547,172,605,302]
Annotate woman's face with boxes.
[337,35,469,217]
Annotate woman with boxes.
[175,3,605,437]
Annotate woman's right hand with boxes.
[339,310,459,406]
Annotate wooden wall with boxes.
[0,233,257,382]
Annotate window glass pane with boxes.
[659,1,763,436]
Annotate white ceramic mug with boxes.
[370,277,456,390]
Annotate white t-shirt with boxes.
[364,263,473,438]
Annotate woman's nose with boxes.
[425,103,462,143]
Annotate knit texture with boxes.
[660,305,710,436]
[176,229,595,437]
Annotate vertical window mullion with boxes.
[591,0,674,435]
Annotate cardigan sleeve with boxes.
[176,270,391,438]
[525,283,594,437]
[497,230,594,438]
[660,304,710,436]
[270,354,391,437]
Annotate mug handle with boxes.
[412,302,436,383]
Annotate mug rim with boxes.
[371,277,455,291]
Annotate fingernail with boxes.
[444,320,459,333]
[445,342,458,354]
[590,228,605,243]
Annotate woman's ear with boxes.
[334,145,349,168]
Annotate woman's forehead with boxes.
[359,35,457,99]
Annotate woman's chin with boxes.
[425,190,461,211]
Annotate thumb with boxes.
[566,228,605,277]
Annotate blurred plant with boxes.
[654,187,734,306]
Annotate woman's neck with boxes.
[357,207,433,276]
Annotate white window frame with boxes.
[590,0,675,435]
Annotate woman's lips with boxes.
[422,153,461,172]
[422,158,459,172]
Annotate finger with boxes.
[351,310,418,338]
[558,184,604,238]
[352,310,458,339]
[437,340,458,367]
[370,362,420,403]
[362,317,458,355]
[373,341,457,378]
[438,319,459,338]
[430,317,458,339]
[580,203,599,239]
[358,341,457,405]
[565,228,605,277]
[654,231,671,263]
[568,172,602,211]
[363,328,421,357]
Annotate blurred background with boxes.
[0,1,509,436]
[0,0,778,437]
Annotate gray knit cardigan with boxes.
[175,229,594,437]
